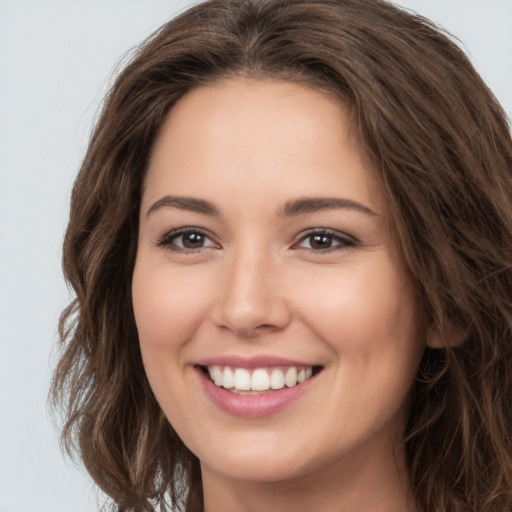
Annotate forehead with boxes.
[144,78,386,217]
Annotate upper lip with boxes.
[196,355,320,368]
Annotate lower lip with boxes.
[197,368,317,418]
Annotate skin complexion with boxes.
[132,78,423,512]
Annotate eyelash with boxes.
[293,229,357,253]
[157,227,217,253]
[156,227,357,254]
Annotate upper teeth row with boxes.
[207,366,314,391]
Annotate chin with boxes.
[197,437,316,483]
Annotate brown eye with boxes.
[181,232,207,248]
[296,230,356,251]
[309,234,334,249]
[159,228,218,251]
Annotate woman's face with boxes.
[132,78,424,485]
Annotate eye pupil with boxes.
[182,232,204,248]
[310,234,332,249]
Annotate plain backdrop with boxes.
[0,1,510,511]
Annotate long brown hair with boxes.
[51,0,512,510]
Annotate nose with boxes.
[211,247,291,338]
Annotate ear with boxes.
[426,321,467,349]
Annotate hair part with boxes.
[51,0,512,510]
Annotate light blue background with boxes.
[0,1,510,511]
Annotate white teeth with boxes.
[223,367,234,388]
[270,368,285,390]
[285,367,297,387]
[251,369,270,391]
[234,368,251,390]
[206,365,317,391]
[208,366,223,386]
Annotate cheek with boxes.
[298,260,418,349]
[305,265,421,435]
[132,260,214,351]
[295,256,423,412]
[131,259,212,435]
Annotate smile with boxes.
[205,365,317,393]
[196,360,323,417]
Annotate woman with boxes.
[51,0,512,511]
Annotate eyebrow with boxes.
[146,195,378,218]
[147,195,220,217]
[277,197,378,217]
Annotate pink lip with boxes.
[196,366,319,418]
[196,355,316,368]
